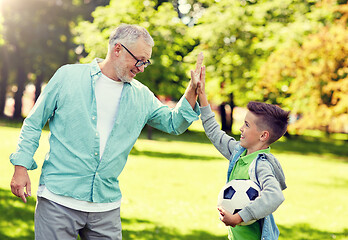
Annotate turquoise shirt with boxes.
[10,59,200,203]
[228,148,270,240]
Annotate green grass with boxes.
[1,121,347,240]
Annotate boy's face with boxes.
[239,111,263,152]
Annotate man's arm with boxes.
[9,66,64,203]
[145,53,203,135]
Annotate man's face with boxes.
[239,111,263,151]
[114,39,152,83]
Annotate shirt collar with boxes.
[240,147,271,164]
[89,58,133,86]
[90,58,103,77]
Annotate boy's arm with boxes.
[196,66,208,107]
[238,160,285,223]
[197,67,239,159]
[218,207,243,227]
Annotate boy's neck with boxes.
[246,144,270,155]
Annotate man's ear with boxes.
[260,130,270,142]
[113,43,122,56]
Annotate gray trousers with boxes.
[35,197,122,240]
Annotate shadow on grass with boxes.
[0,188,225,240]
[121,219,348,240]
[139,128,212,144]
[1,187,347,240]
[121,217,226,240]
[139,128,348,160]
[2,118,347,159]
[278,223,348,240]
[272,135,348,160]
[130,148,221,161]
[0,188,35,240]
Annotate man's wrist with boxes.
[14,165,28,172]
[185,85,198,98]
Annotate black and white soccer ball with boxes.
[217,179,261,226]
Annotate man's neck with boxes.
[98,59,120,82]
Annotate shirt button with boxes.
[95,152,98,156]
[92,116,96,120]
[96,132,98,136]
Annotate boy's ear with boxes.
[260,130,270,142]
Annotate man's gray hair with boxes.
[108,24,154,51]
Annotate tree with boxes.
[0,12,7,118]
[0,0,110,119]
[74,0,195,100]
[259,6,348,134]
[186,0,334,132]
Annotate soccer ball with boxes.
[217,179,261,226]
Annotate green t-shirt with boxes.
[227,148,270,240]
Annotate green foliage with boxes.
[259,22,348,133]
[0,15,3,46]
[75,0,196,99]
[1,0,75,79]
[187,0,334,106]
[0,0,109,118]
[1,0,346,129]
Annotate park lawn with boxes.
[0,123,347,240]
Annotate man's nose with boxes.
[137,65,145,73]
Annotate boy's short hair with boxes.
[247,101,290,144]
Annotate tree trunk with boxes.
[219,103,228,132]
[13,50,26,119]
[147,124,153,140]
[35,73,44,102]
[228,93,235,133]
[219,93,235,133]
[0,48,9,118]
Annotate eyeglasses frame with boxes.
[119,43,151,68]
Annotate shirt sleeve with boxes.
[200,105,238,160]
[9,66,64,170]
[146,94,200,135]
[238,159,285,223]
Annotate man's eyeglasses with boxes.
[120,43,151,68]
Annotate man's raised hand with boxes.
[190,52,204,89]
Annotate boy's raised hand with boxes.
[194,65,208,107]
[218,207,243,227]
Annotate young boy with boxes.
[195,66,289,240]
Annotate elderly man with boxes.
[10,23,203,240]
